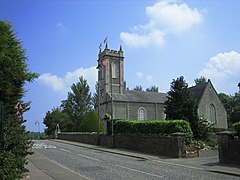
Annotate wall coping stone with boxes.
[216,131,233,136]
[171,132,187,137]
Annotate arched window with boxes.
[112,62,117,78]
[138,107,146,120]
[209,104,217,124]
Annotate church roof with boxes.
[188,82,208,105]
[112,90,167,104]
[111,81,210,105]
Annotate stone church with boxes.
[97,44,227,129]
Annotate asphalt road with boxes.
[32,140,239,180]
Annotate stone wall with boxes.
[217,131,240,165]
[57,132,187,158]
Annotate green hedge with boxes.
[233,121,240,137]
[113,120,193,139]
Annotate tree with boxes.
[43,107,70,135]
[164,76,198,121]
[133,85,143,91]
[146,85,159,92]
[218,92,240,125]
[0,21,38,179]
[230,92,240,124]
[194,76,207,85]
[79,111,105,132]
[218,93,232,122]
[61,76,92,131]
[164,76,203,139]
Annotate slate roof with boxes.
[188,82,208,105]
[110,82,208,105]
[112,90,167,104]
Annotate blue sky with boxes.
[1,0,240,132]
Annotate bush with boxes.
[113,120,193,139]
[79,111,105,132]
[192,117,214,141]
[233,121,240,137]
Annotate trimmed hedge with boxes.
[233,121,240,137]
[113,120,193,139]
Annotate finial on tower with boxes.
[105,42,109,50]
[119,45,123,52]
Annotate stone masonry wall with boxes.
[57,132,187,158]
[217,131,240,165]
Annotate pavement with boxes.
[23,139,240,180]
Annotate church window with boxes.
[209,104,217,124]
[112,62,117,78]
[138,107,146,120]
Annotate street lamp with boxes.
[35,120,40,139]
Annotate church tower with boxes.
[97,43,124,97]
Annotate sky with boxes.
[1,0,240,132]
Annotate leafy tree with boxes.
[194,76,207,85]
[79,111,105,132]
[218,93,232,122]
[230,92,240,124]
[133,85,143,91]
[0,21,38,179]
[146,85,159,92]
[164,76,198,121]
[61,76,92,131]
[164,76,204,139]
[43,107,70,135]
[218,92,240,125]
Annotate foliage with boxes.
[29,132,46,139]
[192,117,214,141]
[43,107,70,135]
[79,111,105,132]
[233,121,240,137]
[61,76,93,131]
[0,21,38,179]
[114,120,193,139]
[164,76,198,123]
[92,82,98,109]
[133,85,143,91]
[230,92,240,124]
[218,92,240,125]
[146,85,159,92]
[194,76,207,85]
[164,76,214,141]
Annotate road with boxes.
[32,140,239,180]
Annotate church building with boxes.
[96,44,227,129]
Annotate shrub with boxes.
[79,111,105,132]
[233,121,240,137]
[113,120,193,139]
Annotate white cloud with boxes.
[199,51,240,93]
[146,75,154,82]
[199,51,240,78]
[136,72,143,79]
[38,73,65,91]
[146,0,203,33]
[120,0,203,47]
[38,66,98,93]
[120,29,165,48]
[56,22,66,32]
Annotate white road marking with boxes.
[77,154,101,162]
[115,164,164,179]
[60,148,71,153]
[153,160,203,170]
